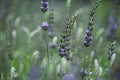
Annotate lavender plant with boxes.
[82,0,102,80]
[84,0,102,47]
[59,12,80,60]
[41,1,49,44]
[48,0,57,49]
[40,0,50,76]
[106,41,118,80]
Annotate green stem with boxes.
[43,13,47,21]
[82,47,87,80]
[46,31,49,68]
[45,31,50,80]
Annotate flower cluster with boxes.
[59,12,80,60]
[59,30,71,59]
[84,0,102,47]
[41,0,48,13]
[48,0,55,38]
[84,27,93,47]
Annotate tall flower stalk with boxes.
[40,0,49,68]
[106,40,117,80]
[66,0,72,16]
[48,0,55,39]
[82,0,102,80]
[48,0,57,49]
[59,12,80,60]
[6,23,13,60]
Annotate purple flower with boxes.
[58,12,79,60]
[106,16,118,40]
[62,74,77,80]
[40,0,48,13]
[83,0,102,48]
[59,44,66,57]
[48,29,54,38]
[115,68,120,80]
[59,33,71,59]
[59,50,66,57]
[84,26,93,47]
[48,41,56,49]
[28,65,40,80]
[42,22,49,30]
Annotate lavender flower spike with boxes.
[84,26,93,47]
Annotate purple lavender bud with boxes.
[41,1,48,8]
[59,49,66,57]
[40,0,48,13]
[59,45,66,57]
[48,42,56,49]
[85,28,92,37]
[41,6,48,13]
[84,40,90,47]
[42,22,49,30]
[48,29,54,38]
[86,28,90,33]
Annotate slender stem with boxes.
[45,31,50,80]
[82,47,87,80]
[43,13,47,21]
[87,49,91,69]
[46,31,49,68]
